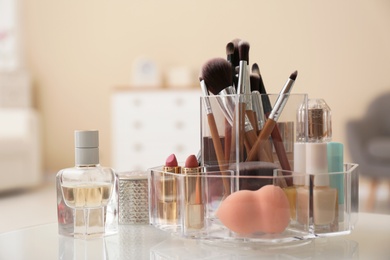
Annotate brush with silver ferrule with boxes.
[201,58,235,125]
[250,72,265,132]
[237,41,253,116]
[231,38,241,88]
[252,63,293,179]
[201,58,256,138]
[199,72,231,195]
[201,57,260,161]
[226,42,236,88]
[199,76,226,169]
[269,71,297,121]
[246,70,298,162]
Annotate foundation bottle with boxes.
[307,143,337,229]
[56,130,117,239]
[295,98,336,228]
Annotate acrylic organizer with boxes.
[149,165,358,244]
[148,93,359,245]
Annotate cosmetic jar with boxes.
[117,171,149,225]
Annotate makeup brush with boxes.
[250,72,274,163]
[225,42,235,163]
[202,58,259,162]
[237,41,257,138]
[231,38,241,88]
[199,75,231,195]
[246,70,298,163]
[250,73,262,133]
[231,38,241,68]
[226,42,236,87]
[201,58,244,162]
[199,76,226,168]
[252,63,293,176]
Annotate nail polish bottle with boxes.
[56,130,118,239]
[307,143,337,230]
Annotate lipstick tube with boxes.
[182,155,204,230]
[158,155,181,223]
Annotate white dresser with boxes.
[111,88,201,172]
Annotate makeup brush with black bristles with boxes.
[225,42,236,164]
[237,40,258,149]
[252,63,272,115]
[201,57,244,162]
[226,42,236,88]
[250,65,295,185]
[251,72,273,163]
[231,38,241,68]
[201,57,260,161]
[250,73,265,133]
[231,38,241,88]
[237,40,251,96]
[199,76,230,194]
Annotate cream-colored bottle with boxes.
[307,143,337,229]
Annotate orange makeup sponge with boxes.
[216,185,290,234]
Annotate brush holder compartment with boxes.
[200,94,307,174]
[148,164,359,245]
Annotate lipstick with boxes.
[182,154,204,230]
[159,154,181,223]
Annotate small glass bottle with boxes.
[56,130,118,239]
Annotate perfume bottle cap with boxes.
[75,130,99,165]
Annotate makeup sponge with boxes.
[216,185,290,235]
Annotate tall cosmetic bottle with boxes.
[307,143,337,229]
[328,142,344,222]
[295,98,337,229]
[182,154,204,230]
[289,142,306,222]
[56,130,117,239]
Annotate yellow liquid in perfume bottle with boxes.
[62,183,112,209]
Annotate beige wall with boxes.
[21,0,390,173]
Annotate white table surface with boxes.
[0,212,389,260]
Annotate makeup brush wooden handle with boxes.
[230,103,246,163]
[246,119,277,162]
[244,128,272,162]
[207,113,231,194]
[271,125,292,186]
[246,110,258,133]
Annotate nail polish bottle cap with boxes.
[75,130,99,165]
[293,142,306,186]
[297,98,332,143]
[306,143,329,186]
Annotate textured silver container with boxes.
[117,171,149,225]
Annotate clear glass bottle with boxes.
[56,130,118,239]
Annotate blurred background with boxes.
[1,0,390,232]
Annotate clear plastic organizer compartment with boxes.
[148,163,358,244]
[200,93,308,172]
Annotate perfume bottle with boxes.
[56,130,118,239]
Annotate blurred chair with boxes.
[346,92,390,211]
[0,70,42,192]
